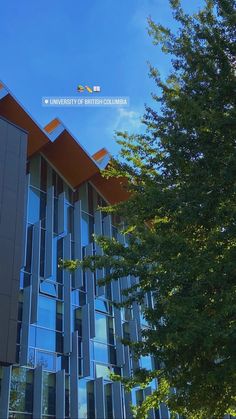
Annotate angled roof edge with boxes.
[0,82,130,204]
[0,81,50,156]
[41,118,100,187]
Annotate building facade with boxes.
[0,83,169,419]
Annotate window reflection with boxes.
[36,328,56,352]
[36,351,55,371]
[42,372,55,416]
[93,342,109,364]
[78,379,87,419]
[95,313,107,343]
[10,368,33,413]
[105,384,113,419]
[28,187,40,225]
[141,355,153,371]
[81,212,94,247]
[95,364,111,380]
[38,296,56,330]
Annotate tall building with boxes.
[0,83,169,419]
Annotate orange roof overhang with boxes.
[92,147,108,162]
[41,130,99,188]
[0,93,49,156]
[90,171,130,205]
[0,84,131,205]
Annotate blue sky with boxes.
[0,0,204,157]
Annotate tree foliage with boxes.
[63,1,236,417]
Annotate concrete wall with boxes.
[0,117,27,365]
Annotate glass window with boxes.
[28,187,40,224]
[105,384,113,419]
[29,155,40,188]
[95,313,114,345]
[40,281,57,298]
[87,381,95,419]
[42,372,56,415]
[38,296,56,329]
[56,355,69,373]
[78,379,87,419]
[36,328,56,352]
[141,355,153,371]
[95,364,111,380]
[95,313,108,343]
[74,308,82,336]
[93,342,109,364]
[10,368,33,413]
[27,348,35,368]
[36,351,55,371]
[95,299,109,314]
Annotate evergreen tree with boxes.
[63,1,236,417]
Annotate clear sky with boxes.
[0,0,204,157]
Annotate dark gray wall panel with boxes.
[19,286,32,366]
[95,377,105,419]
[70,332,79,419]
[31,221,41,324]
[0,366,11,419]
[82,304,91,377]
[63,234,72,354]
[113,381,123,419]
[73,200,83,288]
[0,117,27,365]
[45,186,54,279]
[33,366,43,419]
[56,369,65,419]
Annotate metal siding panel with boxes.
[70,331,79,419]
[124,391,133,419]
[123,345,131,377]
[85,244,95,339]
[94,211,105,296]
[63,234,72,354]
[56,369,65,419]
[45,186,54,279]
[82,304,91,377]
[144,387,155,419]
[0,366,11,419]
[73,200,83,288]
[103,215,112,238]
[114,307,125,366]
[31,221,41,324]
[160,403,170,419]
[23,174,30,267]
[129,319,140,371]
[113,381,123,419]
[58,192,66,235]
[95,377,105,419]
[33,366,43,419]
[19,285,32,366]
